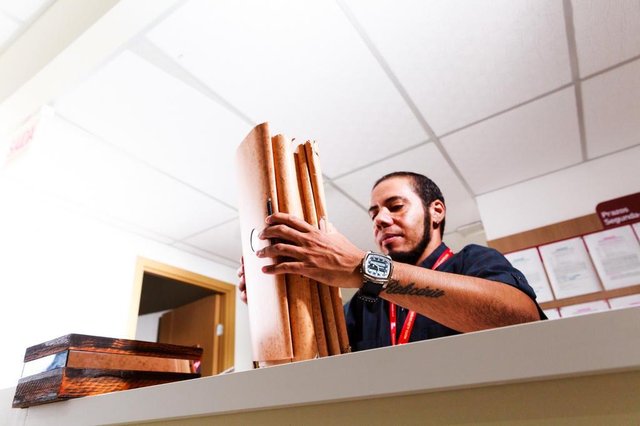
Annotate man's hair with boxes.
[372,171,446,237]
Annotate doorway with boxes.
[130,257,236,376]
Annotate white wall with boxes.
[0,176,252,390]
[477,146,640,240]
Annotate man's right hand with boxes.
[237,256,247,304]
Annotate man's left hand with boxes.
[256,212,364,288]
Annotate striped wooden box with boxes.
[13,334,202,408]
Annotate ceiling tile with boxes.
[582,59,640,159]
[145,0,426,178]
[441,87,582,194]
[0,0,49,21]
[0,11,19,47]
[332,143,480,234]
[324,182,377,252]
[344,0,571,134]
[3,115,237,240]
[55,49,251,208]
[572,0,640,77]
[182,219,243,266]
[172,242,240,268]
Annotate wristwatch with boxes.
[357,251,394,303]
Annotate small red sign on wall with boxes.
[596,193,640,228]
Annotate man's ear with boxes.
[429,200,445,228]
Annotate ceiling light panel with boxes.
[582,59,640,159]
[344,0,571,135]
[441,87,582,194]
[3,115,237,240]
[181,219,243,266]
[55,50,251,208]
[332,143,480,234]
[572,0,640,77]
[145,0,426,178]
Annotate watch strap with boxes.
[357,281,385,303]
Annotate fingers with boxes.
[238,273,246,290]
[237,257,247,304]
[265,212,314,233]
[261,260,306,275]
[260,213,327,247]
[237,258,245,287]
[256,242,305,261]
[259,224,304,245]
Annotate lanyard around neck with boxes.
[389,248,453,346]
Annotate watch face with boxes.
[365,253,391,279]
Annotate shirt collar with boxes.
[418,242,449,269]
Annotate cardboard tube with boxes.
[236,123,292,364]
[304,141,351,353]
[297,144,340,355]
[272,135,317,361]
[306,276,328,358]
[294,148,329,358]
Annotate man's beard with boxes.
[386,211,431,265]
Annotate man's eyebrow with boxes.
[368,196,407,213]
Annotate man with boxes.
[239,171,544,351]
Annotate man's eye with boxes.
[389,204,403,212]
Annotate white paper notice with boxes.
[538,237,602,299]
[505,248,554,303]
[608,294,640,309]
[583,226,640,290]
[559,300,609,318]
[633,222,640,241]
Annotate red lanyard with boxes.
[389,248,453,346]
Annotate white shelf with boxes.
[4,307,640,425]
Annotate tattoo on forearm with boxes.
[383,279,445,298]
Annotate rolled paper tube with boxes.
[294,149,329,358]
[298,143,341,355]
[306,276,329,358]
[236,123,292,364]
[331,289,350,353]
[303,141,328,219]
[317,281,341,355]
[236,124,351,366]
[271,134,317,361]
[303,141,351,353]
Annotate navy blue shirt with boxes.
[345,243,546,351]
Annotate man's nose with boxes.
[374,208,393,229]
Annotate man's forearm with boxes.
[384,280,445,298]
[380,263,540,333]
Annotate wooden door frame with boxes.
[128,257,236,372]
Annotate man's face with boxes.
[369,176,431,264]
